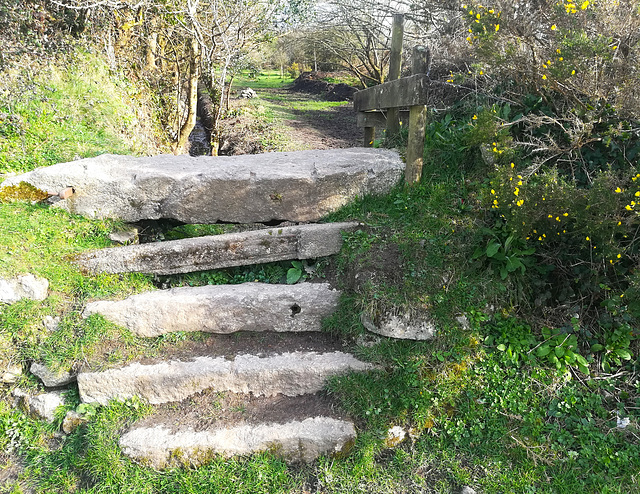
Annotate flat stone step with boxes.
[1,148,403,223]
[119,392,355,467]
[83,282,340,337]
[77,222,359,275]
[78,350,373,405]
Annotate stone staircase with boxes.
[2,148,403,467]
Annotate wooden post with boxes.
[405,46,429,183]
[386,14,404,140]
[364,126,375,147]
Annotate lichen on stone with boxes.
[0,181,49,203]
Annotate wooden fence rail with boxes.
[353,18,430,184]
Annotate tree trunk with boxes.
[173,37,200,155]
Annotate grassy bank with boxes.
[0,62,638,493]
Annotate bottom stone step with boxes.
[120,417,355,467]
[119,392,356,467]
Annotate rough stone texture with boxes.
[361,312,436,341]
[1,363,22,384]
[83,282,340,337]
[1,149,403,223]
[30,362,76,387]
[62,411,88,434]
[42,316,61,332]
[384,426,407,448]
[78,351,373,405]
[0,275,48,304]
[120,417,355,467]
[77,222,359,275]
[109,227,139,244]
[14,389,65,422]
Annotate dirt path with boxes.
[222,85,364,155]
[262,88,363,150]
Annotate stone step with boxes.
[119,392,355,467]
[78,349,373,405]
[83,282,340,337]
[77,222,359,275]
[1,148,403,223]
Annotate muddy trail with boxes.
[195,83,365,156]
[258,87,362,150]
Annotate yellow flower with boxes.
[517,200,524,206]
[635,191,640,197]
[476,13,481,19]
[559,57,564,61]
[510,163,515,168]
[479,70,483,75]
[556,217,561,221]
[495,24,499,31]
[586,236,590,241]
[618,221,622,226]
[514,188,519,196]
[462,4,467,8]
[626,205,633,210]
[615,187,623,193]
[617,254,622,259]
[571,70,576,75]
[538,236,543,241]
[563,212,568,216]
[551,24,557,30]
[517,181,523,186]
[472,115,478,120]
[542,74,547,80]
[548,214,553,218]
[493,199,498,205]
[581,0,589,9]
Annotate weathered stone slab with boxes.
[0,149,403,223]
[77,222,359,275]
[83,282,340,337]
[361,312,436,341]
[13,389,65,423]
[120,417,355,467]
[30,362,76,387]
[0,274,48,304]
[78,351,373,405]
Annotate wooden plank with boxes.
[353,74,429,112]
[405,46,430,184]
[386,14,405,138]
[357,111,410,128]
[363,127,375,147]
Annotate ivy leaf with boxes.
[286,267,302,284]
[497,344,506,351]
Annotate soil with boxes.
[219,85,363,155]
[131,390,347,432]
[84,331,350,372]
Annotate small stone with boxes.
[384,426,406,448]
[42,315,61,332]
[1,363,22,384]
[0,274,49,304]
[460,487,477,494]
[456,315,470,330]
[58,187,74,199]
[30,362,76,387]
[361,312,436,341]
[239,88,257,99]
[109,227,139,244]
[15,389,65,423]
[62,410,87,434]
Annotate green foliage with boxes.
[0,51,158,174]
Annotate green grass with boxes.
[0,51,638,493]
[232,70,295,90]
[0,51,160,174]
